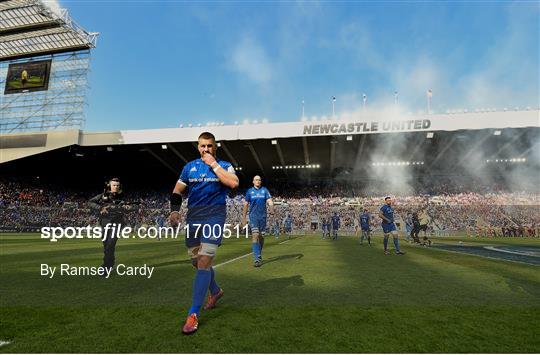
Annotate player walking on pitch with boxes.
[379,197,405,255]
[242,175,274,267]
[321,216,329,239]
[169,132,239,335]
[359,208,372,245]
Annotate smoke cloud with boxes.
[40,0,63,17]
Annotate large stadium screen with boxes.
[4,60,52,95]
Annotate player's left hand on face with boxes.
[202,152,216,167]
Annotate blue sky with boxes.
[46,1,539,131]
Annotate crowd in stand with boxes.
[1,177,538,237]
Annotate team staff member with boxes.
[331,212,340,240]
[411,212,421,243]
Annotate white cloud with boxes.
[229,35,273,85]
[457,4,539,109]
[388,57,444,111]
[325,4,538,115]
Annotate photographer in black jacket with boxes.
[88,178,126,269]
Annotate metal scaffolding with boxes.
[1,51,91,133]
[0,0,97,134]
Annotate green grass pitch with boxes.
[1,233,539,353]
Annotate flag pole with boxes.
[362,93,367,110]
[427,89,432,114]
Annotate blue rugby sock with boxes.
[393,237,400,251]
[208,267,220,296]
[252,242,261,260]
[188,269,211,316]
[383,236,389,250]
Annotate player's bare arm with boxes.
[201,152,239,189]
[169,181,186,226]
[242,200,249,226]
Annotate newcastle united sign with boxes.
[303,119,431,135]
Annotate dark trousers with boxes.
[410,227,421,242]
[101,223,120,268]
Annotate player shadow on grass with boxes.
[263,253,304,265]
[256,275,305,290]
[202,275,305,319]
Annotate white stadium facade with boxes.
[1,109,539,188]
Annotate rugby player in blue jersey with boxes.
[169,132,239,335]
[242,175,274,267]
[379,196,405,255]
[359,208,371,245]
[321,216,329,239]
[325,215,332,239]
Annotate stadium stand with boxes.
[1,176,538,237]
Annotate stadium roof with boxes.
[1,110,539,187]
[0,0,98,61]
[110,109,539,145]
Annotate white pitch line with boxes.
[431,245,537,266]
[484,246,539,257]
[0,341,11,347]
[214,252,252,269]
[214,238,297,268]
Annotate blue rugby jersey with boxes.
[380,204,394,226]
[331,214,340,228]
[284,217,292,228]
[178,158,235,223]
[245,186,271,220]
[360,212,370,229]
